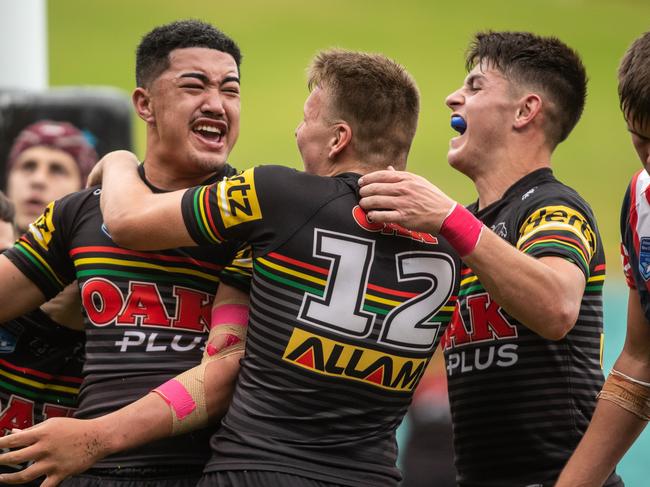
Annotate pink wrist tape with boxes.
[439,203,484,257]
[154,379,196,420]
[210,303,249,330]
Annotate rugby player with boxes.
[358,31,623,486]
[0,190,84,487]
[0,123,93,485]
[556,30,650,487]
[0,20,250,487]
[0,49,460,487]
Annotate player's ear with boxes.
[329,122,352,159]
[133,87,155,124]
[514,93,542,130]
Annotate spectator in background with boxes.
[6,120,97,233]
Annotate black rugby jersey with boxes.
[440,168,621,487]
[182,165,460,487]
[0,308,84,475]
[4,164,251,470]
[620,169,650,319]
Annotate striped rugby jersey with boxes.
[181,165,460,486]
[0,308,83,475]
[621,169,650,318]
[440,168,621,487]
[3,164,251,471]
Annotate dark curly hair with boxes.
[136,19,242,87]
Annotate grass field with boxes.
[48,0,650,274]
[47,1,650,483]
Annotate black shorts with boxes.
[61,467,202,487]
[198,471,345,487]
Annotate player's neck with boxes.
[141,151,217,191]
[469,138,551,209]
[326,155,403,177]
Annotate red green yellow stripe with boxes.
[69,246,223,271]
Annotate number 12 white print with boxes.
[298,229,456,352]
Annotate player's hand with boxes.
[85,157,104,187]
[358,169,455,234]
[0,417,111,486]
[86,150,140,188]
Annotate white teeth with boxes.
[195,125,222,135]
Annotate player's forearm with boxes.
[94,354,239,456]
[463,230,583,340]
[92,392,174,457]
[558,298,650,484]
[100,151,194,250]
[556,397,646,486]
[100,151,153,248]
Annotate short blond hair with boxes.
[308,49,419,168]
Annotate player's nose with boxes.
[445,87,464,110]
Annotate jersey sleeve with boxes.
[181,165,339,252]
[3,194,81,300]
[219,242,253,293]
[515,192,598,279]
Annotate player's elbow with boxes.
[104,213,146,250]
[541,300,580,341]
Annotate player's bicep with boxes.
[106,190,194,250]
[0,255,46,322]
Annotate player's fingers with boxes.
[0,459,48,484]
[358,194,401,212]
[0,429,38,450]
[358,180,411,199]
[12,419,47,433]
[85,161,104,188]
[365,209,403,224]
[358,170,404,186]
[0,444,42,466]
[40,473,65,487]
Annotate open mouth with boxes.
[451,115,467,135]
[192,121,226,145]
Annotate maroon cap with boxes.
[8,120,98,185]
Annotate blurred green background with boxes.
[49,0,650,274]
[47,0,650,483]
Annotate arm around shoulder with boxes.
[99,151,194,250]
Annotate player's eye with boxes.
[223,84,240,95]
